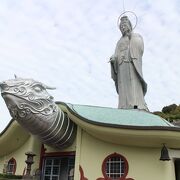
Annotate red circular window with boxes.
[102,153,129,180]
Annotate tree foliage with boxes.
[153,104,180,122]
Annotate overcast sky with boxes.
[0,0,180,132]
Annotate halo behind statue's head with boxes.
[117,11,138,30]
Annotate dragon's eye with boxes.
[34,85,43,92]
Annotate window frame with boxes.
[101,153,129,180]
[42,153,75,180]
[7,157,17,175]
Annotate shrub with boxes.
[0,173,22,179]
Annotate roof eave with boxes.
[57,101,180,148]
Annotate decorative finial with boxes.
[14,74,17,79]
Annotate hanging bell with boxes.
[159,144,171,161]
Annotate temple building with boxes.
[1,14,180,180]
[1,102,180,180]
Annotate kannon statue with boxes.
[110,15,148,111]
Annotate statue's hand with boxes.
[109,55,117,63]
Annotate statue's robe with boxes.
[111,33,148,110]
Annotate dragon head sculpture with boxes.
[0,77,76,149]
[0,77,56,119]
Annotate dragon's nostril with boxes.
[0,82,5,90]
[0,82,9,91]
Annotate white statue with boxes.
[110,15,148,110]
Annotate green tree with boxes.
[153,104,180,122]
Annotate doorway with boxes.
[175,159,180,180]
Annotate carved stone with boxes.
[23,152,36,179]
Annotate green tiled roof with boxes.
[67,104,174,127]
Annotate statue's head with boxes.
[0,77,57,119]
[119,16,132,36]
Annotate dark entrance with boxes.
[175,159,180,180]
